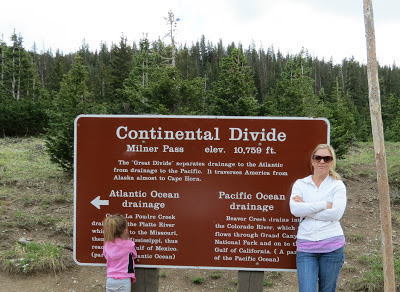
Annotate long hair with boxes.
[311,144,341,180]
[103,214,127,244]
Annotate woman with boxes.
[290,144,346,292]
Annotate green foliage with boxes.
[0,33,45,101]
[346,233,365,243]
[384,95,400,142]
[125,64,206,115]
[209,48,258,116]
[159,271,167,278]
[327,78,357,158]
[45,55,107,173]
[189,276,205,284]
[0,137,74,276]
[0,241,66,275]
[3,31,400,164]
[263,278,273,287]
[55,219,74,236]
[0,137,63,184]
[275,53,316,116]
[210,270,222,279]
[0,98,48,136]
[350,253,400,291]
[13,211,56,230]
[108,36,133,113]
[336,142,400,195]
[262,271,282,287]
[0,33,48,136]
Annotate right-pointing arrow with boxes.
[91,196,109,209]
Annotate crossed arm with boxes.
[290,184,347,221]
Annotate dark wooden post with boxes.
[131,268,159,292]
[237,271,264,292]
[363,0,396,291]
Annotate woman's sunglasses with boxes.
[312,155,333,162]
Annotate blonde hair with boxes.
[311,144,341,180]
[103,214,127,244]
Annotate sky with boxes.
[1,0,400,66]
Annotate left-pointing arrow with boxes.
[91,196,109,209]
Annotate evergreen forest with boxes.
[1,29,400,172]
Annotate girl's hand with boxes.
[327,202,333,209]
[292,196,304,203]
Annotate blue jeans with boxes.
[296,247,345,292]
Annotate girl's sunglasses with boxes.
[312,155,333,162]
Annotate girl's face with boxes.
[311,148,333,176]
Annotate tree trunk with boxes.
[363,0,396,291]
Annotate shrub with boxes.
[0,98,48,136]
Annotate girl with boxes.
[103,214,137,292]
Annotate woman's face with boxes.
[311,148,333,176]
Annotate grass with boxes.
[263,279,273,287]
[13,211,57,229]
[342,264,358,273]
[337,142,400,290]
[345,233,365,243]
[262,271,281,288]
[189,276,205,284]
[337,142,400,205]
[393,211,400,225]
[0,241,68,274]
[210,270,222,279]
[337,142,400,189]
[0,137,73,275]
[55,219,74,236]
[0,137,72,209]
[349,252,400,291]
[0,137,65,184]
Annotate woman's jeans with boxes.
[296,246,345,292]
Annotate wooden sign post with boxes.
[363,1,396,291]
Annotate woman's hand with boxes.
[327,202,333,209]
[292,196,304,203]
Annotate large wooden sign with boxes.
[74,115,329,271]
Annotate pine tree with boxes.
[122,37,155,114]
[274,53,315,116]
[123,36,206,115]
[109,35,133,113]
[143,65,205,114]
[383,93,400,141]
[209,48,258,116]
[0,32,44,101]
[92,42,113,104]
[326,78,357,157]
[46,50,70,97]
[382,93,399,131]
[45,55,106,172]
[0,33,49,136]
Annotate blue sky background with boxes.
[1,0,399,65]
